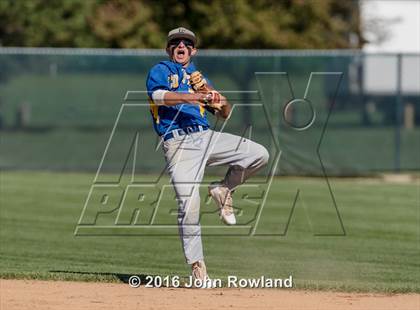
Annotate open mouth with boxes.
[176,50,186,56]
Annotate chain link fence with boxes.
[0,48,419,175]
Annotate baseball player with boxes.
[146,27,269,287]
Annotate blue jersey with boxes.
[146,60,211,136]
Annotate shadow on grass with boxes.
[49,270,157,286]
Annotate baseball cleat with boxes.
[191,260,214,289]
[208,183,236,225]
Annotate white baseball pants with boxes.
[162,129,269,264]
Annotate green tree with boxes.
[0,0,100,47]
[0,0,365,49]
[89,0,164,48]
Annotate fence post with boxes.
[394,53,403,172]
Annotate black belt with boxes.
[163,125,208,141]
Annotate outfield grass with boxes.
[0,171,418,292]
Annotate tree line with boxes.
[0,0,365,49]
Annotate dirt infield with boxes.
[1,279,419,310]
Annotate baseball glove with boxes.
[190,71,211,92]
[190,71,224,112]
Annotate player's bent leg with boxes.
[223,141,269,190]
[214,138,270,191]
[208,144,268,225]
[207,132,270,225]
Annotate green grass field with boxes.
[1,171,418,293]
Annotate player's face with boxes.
[167,39,197,66]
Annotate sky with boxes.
[362,0,420,52]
